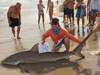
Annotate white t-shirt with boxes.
[89,0,100,10]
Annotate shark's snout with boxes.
[1,57,20,65]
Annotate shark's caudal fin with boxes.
[30,43,39,52]
[72,34,91,58]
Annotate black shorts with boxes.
[64,8,69,15]
[68,9,74,18]
[9,17,20,28]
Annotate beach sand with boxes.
[0,0,100,75]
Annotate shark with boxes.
[1,34,91,66]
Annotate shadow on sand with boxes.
[2,59,92,75]
[95,56,100,75]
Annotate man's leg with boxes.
[63,8,66,22]
[89,16,91,25]
[42,14,45,27]
[63,14,66,22]
[93,16,96,25]
[11,27,15,38]
[77,18,80,32]
[38,13,41,28]
[17,26,21,39]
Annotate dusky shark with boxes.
[1,34,91,66]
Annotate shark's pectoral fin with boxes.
[19,64,29,73]
[77,53,85,59]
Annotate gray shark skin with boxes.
[1,34,91,65]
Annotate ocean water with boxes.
[0,0,59,20]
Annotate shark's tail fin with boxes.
[30,43,39,52]
[72,34,91,58]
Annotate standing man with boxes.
[47,0,54,24]
[63,0,69,23]
[87,0,100,26]
[7,2,21,39]
[68,0,75,25]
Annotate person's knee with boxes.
[17,26,21,29]
[12,27,15,30]
[64,37,70,51]
[64,37,70,43]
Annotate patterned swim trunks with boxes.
[89,9,98,17]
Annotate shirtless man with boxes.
[87,0,99,25]
[68,0,75,25]
[47,0,54,23]
[63,0,69,23]
[7,2,21,39]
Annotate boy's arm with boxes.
[42,29,50,43]
[64,29,81,43]
[19,8,21,24]
[52,2,54,8]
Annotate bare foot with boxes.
[17,36,21,39]
[43,24,45,28]
[38,25,40,29]
[13,37,16,40]
[49,22,51,24]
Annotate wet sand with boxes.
[0,1,100,75]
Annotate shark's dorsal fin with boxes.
[30,43,39,52]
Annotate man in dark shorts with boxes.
[7,2,21,39]
[68,0,75,25]
[87,0,99,26]
[63,0,69,23]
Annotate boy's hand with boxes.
[83,42,86,46]
[88,29,93,35]
[41,41,45,44]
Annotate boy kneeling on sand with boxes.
[41,18,82,52]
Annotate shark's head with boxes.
[1,55,20,65]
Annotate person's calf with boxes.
[64,37,70,51]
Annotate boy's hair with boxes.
[16,2,21,6]
[51,18,59,25]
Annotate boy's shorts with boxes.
[64,8,69,15]
[52,38,64,51]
